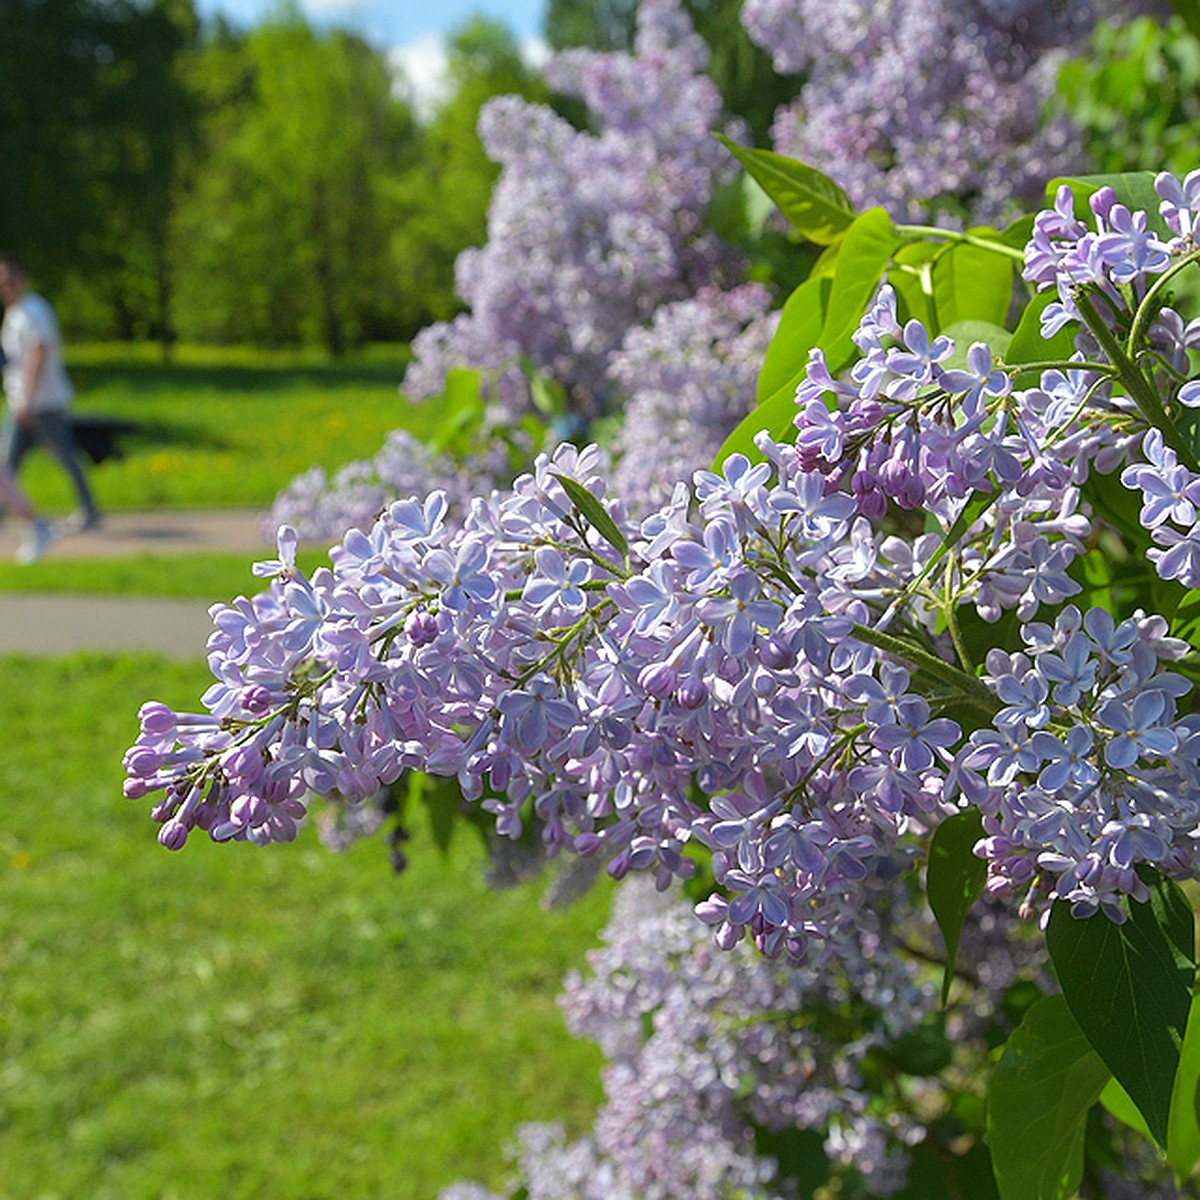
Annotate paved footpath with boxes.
[0,509,282,660]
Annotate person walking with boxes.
[0,253,102,534]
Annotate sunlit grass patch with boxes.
[0,654,607,1199]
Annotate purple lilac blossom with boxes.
[439,876,1064,1200]
[609,285,779,513]
[403,0,740,424]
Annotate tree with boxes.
[0,0,199,343]
[170,7,417,352]
[388,17,547,338]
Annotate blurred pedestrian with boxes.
[0,253,102,533]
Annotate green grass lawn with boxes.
[0,550,332,599]
[0,654,609,1199]
[15,342,443,514]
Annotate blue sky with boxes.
[195,0,548,48]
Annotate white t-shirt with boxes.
[1,292,74,414]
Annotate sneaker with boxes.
[59,510,104,535]
[15,520,56,564]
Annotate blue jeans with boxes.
[2,409,100,519]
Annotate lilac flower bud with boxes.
[676,678,708,709]
[405,609,440,646]
[638,661,677,699]
[852,470,888,520]
[158,820,189,851]
[138,702,176,735]
[123,746,161,776]
[1090,186,1118,222]
[241,685,272,715]
[759,637,796,671]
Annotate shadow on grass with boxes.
[72,360,412,395]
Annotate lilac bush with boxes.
[403,0,737,424]
[739,0,1164,224]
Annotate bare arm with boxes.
[18,340,45,425]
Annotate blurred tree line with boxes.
[0,0,789,354]
[0,0,542,353]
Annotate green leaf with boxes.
[889,240,938,329]
[550,471,628,561]
[939,321,1013,370]
[927,809,988,1003]
[521,359,568,419]
[1171,0,1200,39]
[819,207,902,365]
[987,994,1112,1200]
[932,240,1015,329]
[714,134,855,244]
[1004,291,1077,371]
[998,212,1037,251]
[889,1012,954,1076]
[752,1125,829,1196]
[1100,1075,1154,1141]
[1168,994,1200,1182]
[428,367,485,456]
[1046,870,1196,1146]
[895,1138,998,1200]
[755,274,832,404]
[714,377,796,469]
[1171,587,1200,648]
[1048,172,1167,234]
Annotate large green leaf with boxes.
[939,321,1012,370]
[927,809,988,1003]
[988,994,1112,1200]
[1100,1075,1153,1141]
[818,207,902,366]
[715,211,900,469]
[1004,291,1078,371]
[998,212,1037,251]
[1168,994,1200,1181]
[1046,870,1196,1146]
[889,240,938,329]
[932,240,1016,329]
[714,135,855,244]
[755,274,832,404]
[714,385,797,468]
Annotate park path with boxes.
[0,509,286,660]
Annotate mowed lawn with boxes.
[15,343,444,513]
[0,655,609,1199]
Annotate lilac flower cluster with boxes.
[440,877,936,1199]
[403,0,738,424]
[1024,172,1200,586]
[262,430,476,545]
[126,175,1200,950]
[739,0,1161,223]
[609,284,779,512]
[967,605,1196,921]
[270,0,752,543]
